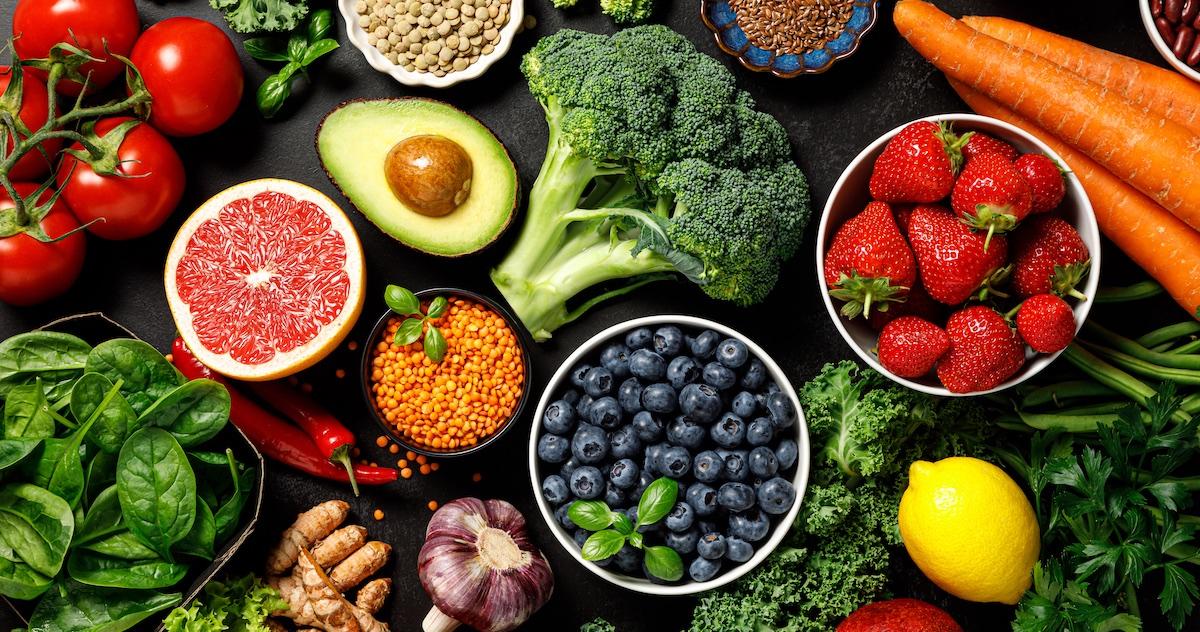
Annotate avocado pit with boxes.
[384,135,473,217]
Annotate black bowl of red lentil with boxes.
[360,287,532,458]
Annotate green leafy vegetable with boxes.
[70,373,137,454]
[244,9,339,117]
[581,529,625,561]
[0,332,90,398]
[116,428,197,561]
[73,486,123,549]
[210,0,309,33]
[0,438,40,472]
[138,379,230,448]
[0,483,75,600]
[39,379,122,508]
[636,477,677,526]
[85,340,182,416]
[568,500,616,532]
[491,26,810,341]
[26,580,181,632]
[384,285,450,362]
[643,545,684,581]
[67,550,188,589]
[76,531,158,561]
[569,476,683,580]
[162,573,287,632]
[579,618,616,632]
[5,379,56,439]
[174,500,217,561]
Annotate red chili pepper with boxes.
[246,380,362,496]
[171,338,397,490]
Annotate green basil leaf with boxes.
[76,531,158,560]
[244,37,289,62]
[385,285,422,316]
[116,428,196,561]
[85,340,183,416]
[642,545,684,582]
[0,331,90,398]
[394,318,424,346]
[568,500,614,531]
[300,39,339,66]
[286,33,307,62]
[426,295,448,319]
[580,529,626,561]
[636,477,678,527]
[174,499,216,561]
[257,73,292,119]
[0,483,74,582]
[70,373,137,454]
[611,511,634,535]
[424,326,447,362]
[138,379,230,448]
[307,8,334,42]
[627,530,643,549]
[67,550,188,589]
[0,438,40,472]
[74,485,124,549]
[5,379,55,439]
[26,581,181,632]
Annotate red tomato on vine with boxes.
[0,183,86,306]
[11,0,142,96]
[0,67,61,181]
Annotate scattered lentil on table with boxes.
[370,297,525,451]
[729,0,856,55]
[355,0,511,75]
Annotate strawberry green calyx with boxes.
[935,125,973,175]
[830,272,909,319]
[1051,261,1091,301]
[972,264,1012,303]
[962,202,1017,252]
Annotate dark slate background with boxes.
[0,0,1171,630]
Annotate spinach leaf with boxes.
[138,379,230,448]
[0,438,40,472]
[84,450,117,508]
[26,580,181,632]
[0,332,91,398]
[70,373,137,454]
[74,486,124,549]
[214,459,254,544]
[4,379,56,439]
[0,483,74,599]
[85,340,182,415]
[76,531,158,560]
[67,550,188,589]
[116,428,196,560]
[187,450,231,468]
[174,499,216,560]
[35,380,119,509]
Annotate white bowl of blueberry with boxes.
[528,315,810,595]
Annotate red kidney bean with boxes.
[1189,34,1200,65]
[1154,0,1165,15]
[1185,0,1200,22]
[1168,0,1185,21]
[1175,27,1196,58]
[1159,16,1179,41]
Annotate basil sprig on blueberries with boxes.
[537,324,800,584]
[570,477,685,581]
[0,331,254,631]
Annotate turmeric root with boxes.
[268,501,350,575]
[297,550,362,631]
[312,526,368,568]
[355,579,391,615]
[330,541,391,592]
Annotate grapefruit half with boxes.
[165,179,365,381]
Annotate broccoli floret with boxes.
[600,0,655,23]
[552,0,580,7]
[492,26,810,341]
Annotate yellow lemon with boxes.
[898,456,1039,605]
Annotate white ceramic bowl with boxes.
[816,113,1101,397]
[1140,0,1200,83]
[337,0,524,88]
[528,315,811,596]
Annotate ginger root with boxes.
[265,501,392,632]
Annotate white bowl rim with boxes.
[527,314,812,596]
[336,0,525,88]
[1139,0,1200,83]
[815,112,1102,397]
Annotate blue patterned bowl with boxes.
[700,0,879,76]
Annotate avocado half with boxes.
[316,98,519,257]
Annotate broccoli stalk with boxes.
[491,26,811,341]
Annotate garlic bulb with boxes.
[419,498,554,632]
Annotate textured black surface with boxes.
[0,0,1167,630]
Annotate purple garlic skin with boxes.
[419,498,555,632]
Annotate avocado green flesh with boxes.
[317,99,518,256]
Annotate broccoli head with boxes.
[492,26,811,340]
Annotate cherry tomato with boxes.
[0,67,61,180]
[12,0,141,96]
[0,183,86,306]
[56,117,185,240]
[129,18,244,137]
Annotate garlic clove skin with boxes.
[420,498,555,632]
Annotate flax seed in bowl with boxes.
[701,0,879,76]
[361,287,531,457]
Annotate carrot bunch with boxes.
[893,1,1200,319]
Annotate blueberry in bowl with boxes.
[529,315,809,595]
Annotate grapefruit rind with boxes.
[165,178,366,381]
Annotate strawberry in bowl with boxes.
[817,114,1101,396]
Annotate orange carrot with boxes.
[962,15,1200,135]
[894,1,1200,232]
[951,79,1200,319]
